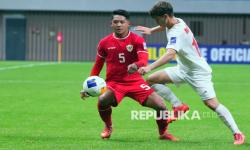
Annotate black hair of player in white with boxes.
[149,1,174,17]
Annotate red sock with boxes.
[98,101,112,128]
[156,111,168,135]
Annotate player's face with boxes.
[154,15,168,27]
[111,15,130,38]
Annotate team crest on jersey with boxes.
[126,44,133,52]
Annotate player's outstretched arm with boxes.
[136,25,165,35]
[128,47,148,74]
[138,48,176,75]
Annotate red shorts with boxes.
[107,79,154,106]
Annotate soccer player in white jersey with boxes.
[136,1,245,145]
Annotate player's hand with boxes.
[136,26,152,35]
[127,63,138,74]
[80,90,89,100]
[138,66,151,75]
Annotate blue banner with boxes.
[147,44,250,64]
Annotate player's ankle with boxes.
[172,101,182,107]
[105,125,112,129]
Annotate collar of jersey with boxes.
[113,31,130,40]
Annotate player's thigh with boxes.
[106,82,127,106]
[147,70,173,85]
[127,80,154,105]
[99,89,117,106]
[143,92,166,111]
[187,75,216,102]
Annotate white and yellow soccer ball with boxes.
[83,76,107,97]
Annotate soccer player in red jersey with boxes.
[81,9,177,141]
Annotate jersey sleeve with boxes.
[166,31,183,52]
[96,40,106,58]
[90,40,106,76]
[90,55,105,76]
[134,36,148,67]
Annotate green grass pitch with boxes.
[0,61,250,150]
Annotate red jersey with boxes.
[91,32,148,83]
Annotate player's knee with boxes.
[146,77,156,86]
[98,94,109,107]
[147,73,164,86]
[204,98,219,110]
[99,93,116,107]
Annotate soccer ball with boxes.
[83,76,107,97]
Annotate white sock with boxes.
[151,84,182,107]
[215,104,241,134]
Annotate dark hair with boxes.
[112,9,130,20]
[149,1,174,17]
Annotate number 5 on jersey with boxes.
[140,84,151,90]
[119,53,125,63]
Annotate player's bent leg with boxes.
[99,89,117,107]
[147,70,174,86]
[98,89,117,139]
[204,97,245,145]
[143,92,179,141]
[148,70,188,118]
[152,84,189,116]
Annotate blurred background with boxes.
[0,0,249,62]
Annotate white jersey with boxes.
[165,18,212,75]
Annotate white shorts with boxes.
[164,66,216,101]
